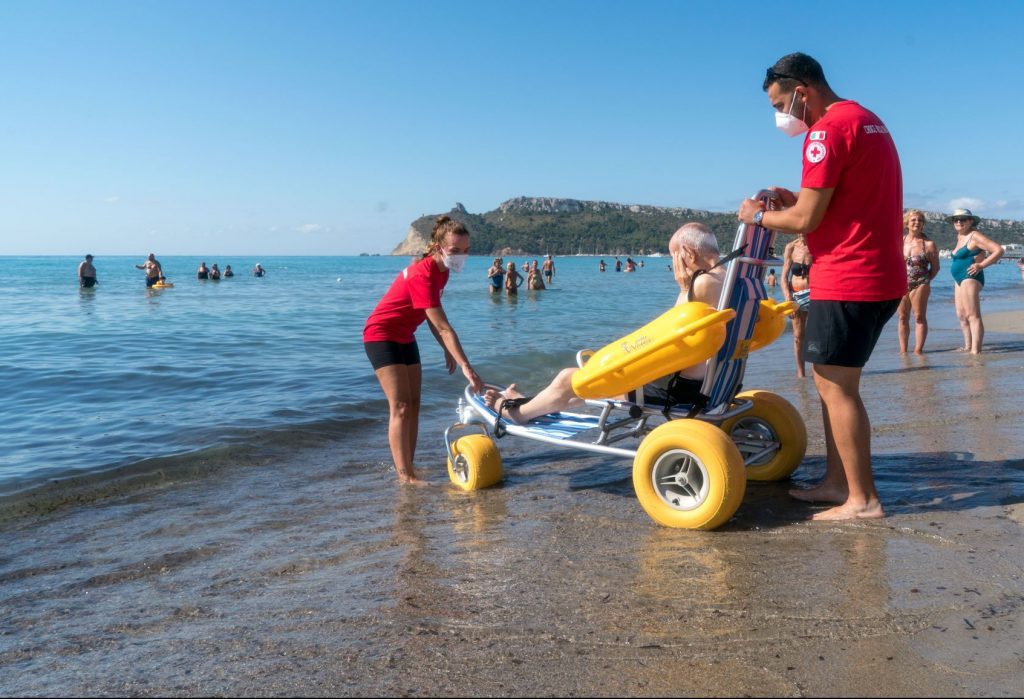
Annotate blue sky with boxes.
[2,0,1022,255]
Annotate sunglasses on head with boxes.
[765,68,807,86]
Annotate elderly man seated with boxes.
[484,222,726,423]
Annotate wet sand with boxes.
[1,325,1023,697]
[984,309,1024,334]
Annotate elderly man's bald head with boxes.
[669,222,720,258]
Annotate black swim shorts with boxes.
[631,376,704,407]
[80,277,96,288]
[804,299,900,368]
[364,340,421,370]
[146,276,160,288]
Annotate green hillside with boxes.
[392,198,1024,256]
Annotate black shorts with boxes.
[80,277,96,288]
[630,376,703,407]
[804,299,899,368]
[146,276,160,288]
[364,340,421,371]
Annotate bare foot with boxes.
[483,384,526,417]
[398,475,431,487]
[809,499,885,521]
[789,483,848,504]
[954,347,969,353]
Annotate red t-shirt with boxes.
[363,257,448,343]
[800,101,906,302]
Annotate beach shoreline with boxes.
[2,322,1023,696]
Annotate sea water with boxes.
[0,253,1021,501]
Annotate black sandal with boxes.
[493,395,532,436]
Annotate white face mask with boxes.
[775,92,808,138]
[442,253,468,273]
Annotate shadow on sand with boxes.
[549,451,1024,528]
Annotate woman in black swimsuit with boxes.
[781,235,813,378]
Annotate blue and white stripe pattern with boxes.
[705,222,774,410]
[467,390,603,440]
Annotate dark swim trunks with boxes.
[146,276,160,288]
[364,340,421,370]
[804,299,899,368]
[80,277,97,288]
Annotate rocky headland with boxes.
[391,197,1024,257]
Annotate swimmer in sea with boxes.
[542,254,555,284]
[78,254,97,288]
[505,262,524,296]
[527,263,546,290]
[487,258,504,293]
[135,253,164,288]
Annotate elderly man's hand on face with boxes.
[671,248,691,291]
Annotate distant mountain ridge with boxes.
[391,197,1024,256]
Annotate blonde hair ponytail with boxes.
[424,215,469,258]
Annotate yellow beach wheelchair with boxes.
[444,190,806,530]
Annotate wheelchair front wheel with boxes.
[722,390,806,481]
[632,420,745,530]
[447,434,503,491]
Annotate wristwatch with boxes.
[753,210,765,226]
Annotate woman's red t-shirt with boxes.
[363,257,448,343]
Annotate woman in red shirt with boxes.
[363,216,484,484]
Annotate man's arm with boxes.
[738,187,835,235]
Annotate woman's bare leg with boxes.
[953,283,972,351]
[896,295,911,354]
[909,284,930,354]
[407,363,422,465]
[960,279,984,354]
[792,312,807,378]
[374,363,428,485]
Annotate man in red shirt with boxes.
[737,53,905,521]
